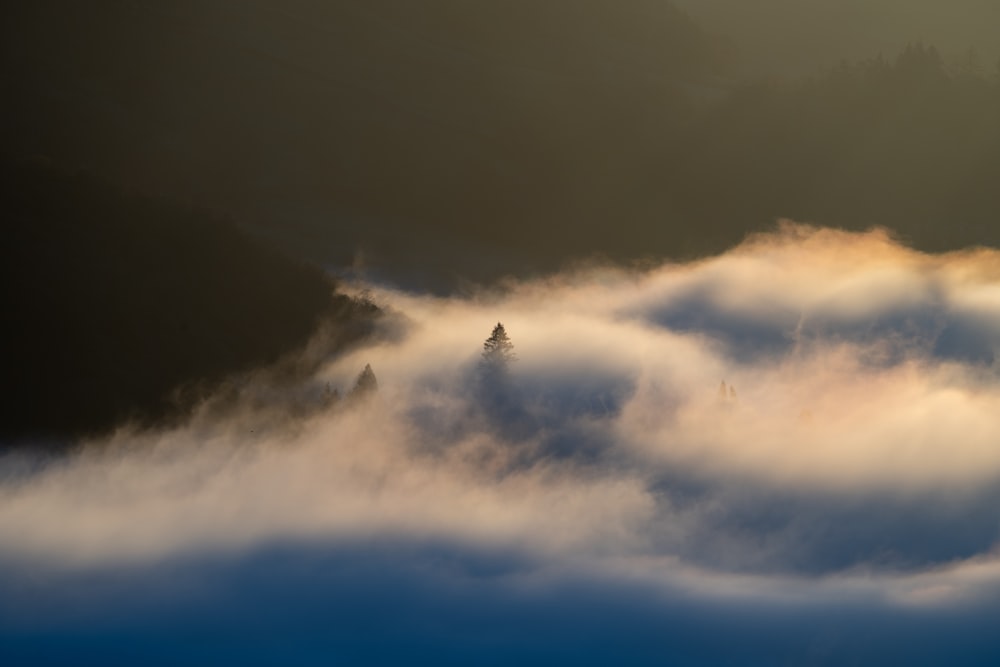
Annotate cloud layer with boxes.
[2,223,1000,663]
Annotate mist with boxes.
[3,224,999,664]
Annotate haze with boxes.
[2,3,999,665]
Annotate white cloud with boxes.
[3,222,1000,612]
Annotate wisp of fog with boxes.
[3,223,1000,618]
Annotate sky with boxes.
[3,223,999,665]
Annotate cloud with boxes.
[2,222,1000,662]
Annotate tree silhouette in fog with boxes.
[476,322,533,440]
[349,363,378,399]
[717,380,737,407]
[323,382,341,407]
[481,323,517,374]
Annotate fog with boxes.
[3,225,999,662]
[4,1,1000,661]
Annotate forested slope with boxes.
[2,2,998,289]
[2,161,378,444]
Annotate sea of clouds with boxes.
[2,223,999,664]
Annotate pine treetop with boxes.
[482,322,516,367]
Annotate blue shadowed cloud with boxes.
[2,224,1000,664]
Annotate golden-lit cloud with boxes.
[2,223,999,613]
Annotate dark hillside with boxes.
[3,3,998,291]
[674,0,1000,77]
[0,0,723,287]
[663,45,1000,253]
[1,161,378,444]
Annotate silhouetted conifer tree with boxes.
[481,322,516,372]
[350,363,378,398]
